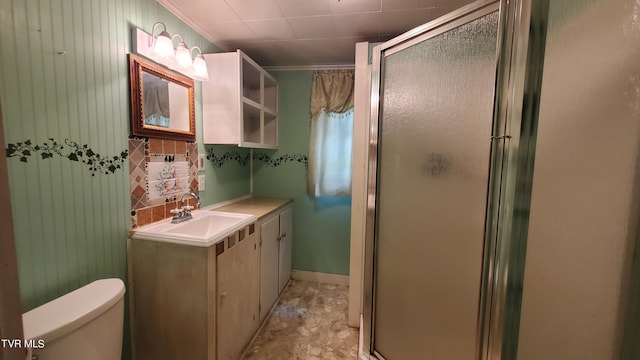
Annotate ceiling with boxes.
[157,0,475,68]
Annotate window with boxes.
[308,108,353,196]
[307,70,355,197]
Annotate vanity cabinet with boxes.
[202,50,278,148]
[128,239,217,360]
[215,198,294,322]
[129,223,259,360]
[216,225,260,360]
[129,198,292,360]
[258,205,293,321]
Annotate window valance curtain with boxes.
[310,70,355,118]
[307,70,355,197]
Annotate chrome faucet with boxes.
[180,192,201,208]
[170,192,201,223]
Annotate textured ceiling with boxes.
[157,0,475,68]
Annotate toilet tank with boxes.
[22,278,126,360]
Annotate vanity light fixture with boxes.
[136,22,209,82]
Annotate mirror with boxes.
[129,54,196,142]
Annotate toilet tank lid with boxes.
[22,278,125,342]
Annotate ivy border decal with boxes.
[6,138,128,176]
[206,148,308,168]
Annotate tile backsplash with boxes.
[147,160,190,201]
[129,138,198,228]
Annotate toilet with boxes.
[22,278,125,360]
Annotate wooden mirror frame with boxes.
[129,53,196,142]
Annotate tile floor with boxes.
[243,280,359,360]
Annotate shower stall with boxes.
[360,0,640,359]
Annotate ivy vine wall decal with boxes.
[205,148,308,168]
[254,152,308,168]
[6,138,128,176]
[205,149,250,168]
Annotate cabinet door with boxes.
[246,226,260,337]
[278,207,293,293]
[217,229,260,360]
[202,52,242,145]
[260,214,280,321]
[217,238,242,360]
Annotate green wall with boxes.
[0,2,349,357]
[0,2,249,357]
[199,144,251,205]
[253,71,351,276]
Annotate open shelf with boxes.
[242,103,261,144]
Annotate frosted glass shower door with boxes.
[370,7,499,360]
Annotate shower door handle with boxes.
[490,135,512,140]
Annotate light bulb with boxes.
[193,54,209,81]
[153,30,174,58]
[175,42,192,68]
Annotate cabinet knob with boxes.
[221,291,227,298]
[281,232,286,238]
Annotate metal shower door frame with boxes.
[362,0,549,359]
[362,1,501,358]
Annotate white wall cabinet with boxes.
[202,50,278,148]
[259,204,293,321]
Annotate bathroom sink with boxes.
[132,210,256,247]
